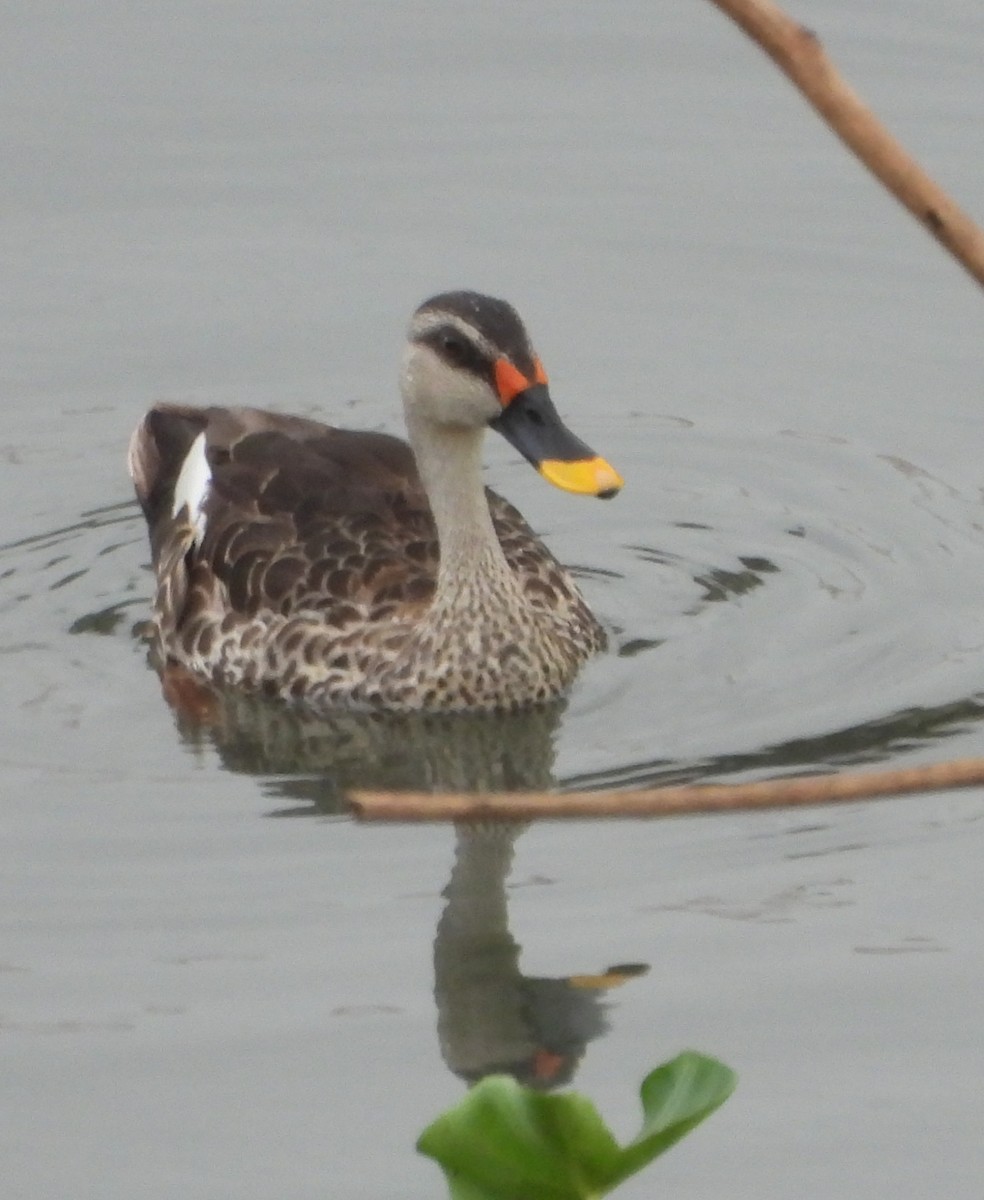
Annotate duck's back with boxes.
[131,404,440,623]
[129,403,603,710]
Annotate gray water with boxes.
[3,2,984,1196]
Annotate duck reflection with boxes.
[435,823,647,1089]
[158,672,649,1087]
[160,665,565,811]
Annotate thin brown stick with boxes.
[354,6,984,827]
[705,0,984,289]
[350,756,984,822]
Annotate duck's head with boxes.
[401,291,623,499]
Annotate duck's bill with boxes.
[489,384,623,499]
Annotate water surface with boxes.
[3,2,984,1197]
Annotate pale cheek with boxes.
[430,371,495,427]
[402,347,499,427]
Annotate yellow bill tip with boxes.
[538,456,624,498]
[568,963,649,990]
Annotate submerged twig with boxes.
[350,756,984,822]
[705,0,984,288]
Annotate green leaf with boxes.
[445,1175,509,1200]
[417,1051,736,1200]
[418,1075,620,1200]
[610,1051,737,1187]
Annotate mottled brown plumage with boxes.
[128,292,620,713]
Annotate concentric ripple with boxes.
[556,422,984,788]
[4,425,984,801]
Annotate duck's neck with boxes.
[405,415,511,591]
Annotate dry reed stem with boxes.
[353,2,984,825]
[350,756,984,822]
[705,0,984,288]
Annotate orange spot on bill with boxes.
[494,358,532,405]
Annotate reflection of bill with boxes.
[434,825,648,1090]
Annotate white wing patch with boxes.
[171,431,211,545]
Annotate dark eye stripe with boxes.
[417,324,494,383]
[414,292,539,378]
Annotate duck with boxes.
[128,290,623,714]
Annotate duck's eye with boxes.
[439,332,470,364]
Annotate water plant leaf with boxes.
[608,1050,737,1188]
[417,1051,736,1200]
[418,1075,620,1200]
